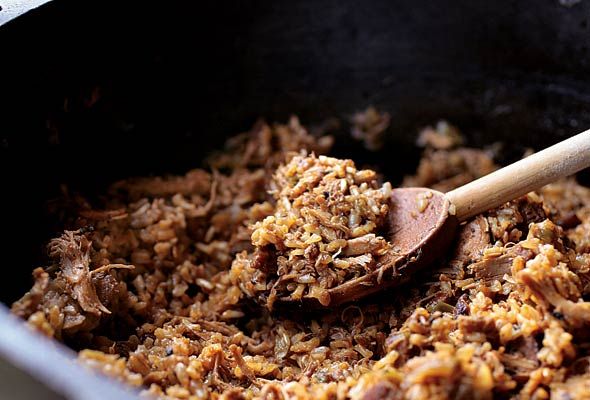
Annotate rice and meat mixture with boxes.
[230,154,392,309]
[12,115,590,399]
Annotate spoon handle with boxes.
[446,129,590,222]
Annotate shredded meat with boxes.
[416,120,464,150]
[350,106,391,151]
[446,216,491,278]
[12,230,134,338]
[49,231,111,315]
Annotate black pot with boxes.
[1,0,590,398]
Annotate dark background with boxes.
[2,0,590,304]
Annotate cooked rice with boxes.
[12,114,590,400]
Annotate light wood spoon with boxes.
[281,129,590,308]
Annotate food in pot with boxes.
[12,115,590,399]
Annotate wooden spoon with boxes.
[281,129,590,308]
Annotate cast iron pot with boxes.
[1,0,590,398]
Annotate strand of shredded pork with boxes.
[12,115,590,400]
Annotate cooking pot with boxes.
[1,0,590,398]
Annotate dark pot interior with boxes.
[2,0,590,305]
